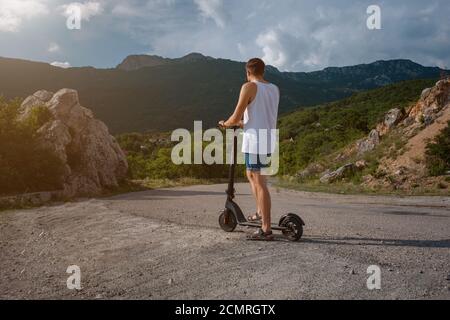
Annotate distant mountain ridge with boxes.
[0,54,447,133]
[283,59,444,88]
[117,53,443,87]
[116,52,214,71]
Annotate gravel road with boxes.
[1,183,449,299]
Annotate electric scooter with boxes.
[218,126,305,241]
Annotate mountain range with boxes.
[0,53,446,133]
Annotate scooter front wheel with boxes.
[280,215,303,242]
[219,209,237,232]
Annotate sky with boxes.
[0,0,449,71]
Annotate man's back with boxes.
[242,80,280,155]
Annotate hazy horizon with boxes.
[1,52,448,72]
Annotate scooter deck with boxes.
[239,221,287,231]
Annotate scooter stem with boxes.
[226,127,239,199]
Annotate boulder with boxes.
[385,108,405,128]
[19,90,55,120]
[296,163,325,179]
[420,87,432,100]
[320,164,355,184]
[36,120,72,176]
[376,108,405,136]
[355,160,368,169]
[401,116,415,127]
[356,129,380,155]
[19,89,128,197]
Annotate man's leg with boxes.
[246,170,260,217]
[253,172,271,233]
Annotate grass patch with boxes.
[276,176,449,196]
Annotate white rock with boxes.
[19,89,128,198]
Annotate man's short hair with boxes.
[246,58,265,75]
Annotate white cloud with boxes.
[48,42,60,53]
[50,61,71,68]
[254,6,357,71]
[0,0,48,32]
[59,1,103,21]
[194,0,230,28]
[257,28,324,70]
[256,30,287,69]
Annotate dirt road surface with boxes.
[1,183,449,299]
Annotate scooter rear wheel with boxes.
[219,210,237,232]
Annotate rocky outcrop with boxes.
[296,163,325,180]
[408,79,450,124]
[356,129,380,155]
[354,80,449,158]
[355,108,405,156]
[320,79,450,186]
[376,108,405,136]
[19,89,128,197]
[320,164,355,184]
[365,79,450,190]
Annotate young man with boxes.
[219,58,280,241]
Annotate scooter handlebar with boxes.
[217,123,241,130]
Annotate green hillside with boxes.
[277,78,437,175]
[0,55,445,133]
[115,78,437,183]
[0,77,441,197]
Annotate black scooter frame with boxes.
[223,127,305,232]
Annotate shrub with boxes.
[22,105,53,132]
[0,97,65,195]
[118,132,242,181]
[425,121,450,176]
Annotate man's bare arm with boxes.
[220,82,256,127]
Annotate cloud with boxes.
[256,30,288,69]
[111,4,141,17]
[255,20,325,71]
[105,0,450,71]
[1,0,449,71]
[253,4,378,71]
[50,61,71,68]
[48,42,61,53]
[59,1,103,21]
[0,0,48,32]
[194,0,230,28]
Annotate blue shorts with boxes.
[244,153,271,172]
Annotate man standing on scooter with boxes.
[219,58,279,241]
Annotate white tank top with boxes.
[242,81,280,155]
